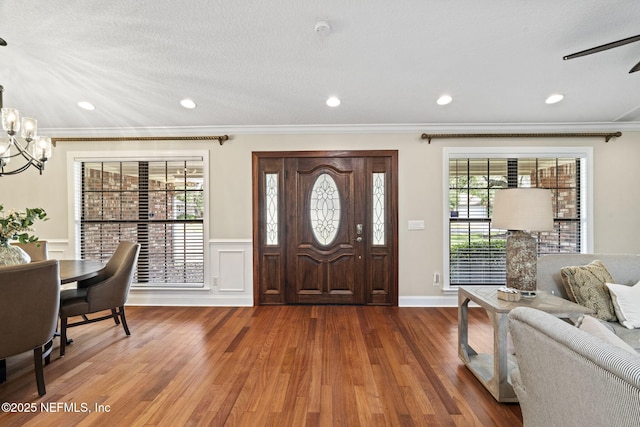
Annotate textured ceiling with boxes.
[1,0,640,135]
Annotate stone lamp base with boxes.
[505,230,537,296]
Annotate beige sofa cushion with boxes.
[560,260,617,321]
[577,315,637,354]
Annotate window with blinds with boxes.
[447,154,586,287]
[78,159,205,287]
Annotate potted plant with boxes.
[0,205,47,265]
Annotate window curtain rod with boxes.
[51,135,230,147]
[420,131,621,144]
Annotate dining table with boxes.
[59,259,105,284]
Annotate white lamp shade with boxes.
[492,188,554,232]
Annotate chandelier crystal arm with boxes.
[0,156,40,175]
[0,137,48,176]
[0,84,51,176]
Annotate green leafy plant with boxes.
[0,205,48,247]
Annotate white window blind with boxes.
[447,154,586,287]
[78,159,205,286]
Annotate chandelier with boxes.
[0,85,52,176]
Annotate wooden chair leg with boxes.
[33,347,46,396]
[112,308,121,325]
[60,318,68,357]
[119,306,131,335]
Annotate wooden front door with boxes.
[253,150,398,305]
[285,156,365,304]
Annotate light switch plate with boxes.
[408,220,425,230]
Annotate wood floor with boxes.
[0,306,522,426]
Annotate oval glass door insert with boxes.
[310,173,341,245]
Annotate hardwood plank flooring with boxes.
[0,306,521,426]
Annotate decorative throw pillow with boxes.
[577,315,637,354]
[605,281,640,329]
[560,260,617,321]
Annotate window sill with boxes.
[130,286,211,292]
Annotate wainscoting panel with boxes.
[218,249,246,292]
[47,240,73,260]
[127,239,254,306]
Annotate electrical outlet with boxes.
[433,273,440,286]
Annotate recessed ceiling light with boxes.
[180,98,197,109]
[77,101,95,111]
[437,95,453,105]
[326,96,341,107]
[314,21,331,34]
[545,94,564,104]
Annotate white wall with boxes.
[2,131,639,306]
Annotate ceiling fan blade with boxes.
[563,34,640,60]
[629,59,640,73]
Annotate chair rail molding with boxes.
[43,239,72,260]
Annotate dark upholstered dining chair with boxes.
[0,260,60,396]
[11,240,49,262]
[58,241,140,357]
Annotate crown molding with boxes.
[40,121,640,138]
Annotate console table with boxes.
[458,286,593,402]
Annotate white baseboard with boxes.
[128,295,457,307]
[399,295,459,307]
[127,292,253,307]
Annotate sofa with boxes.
[536,253,640,350]
[509,306,640,427]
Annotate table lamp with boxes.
[492,188,553,296]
